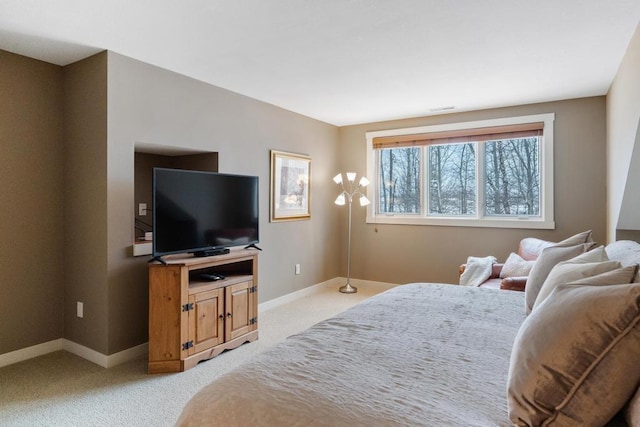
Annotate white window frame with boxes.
[365,113,555,229]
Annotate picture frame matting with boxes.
[270,150,311,222]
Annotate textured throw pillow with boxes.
[508,283,640,427]
[524,243,593,314]
[500,253,536,279]
[532,247,620,310]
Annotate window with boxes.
[366,113,555,229]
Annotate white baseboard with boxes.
[62,340,148,368]
[0,339,148,370]
[258,278,340,312]
[342,277,399,291]
[0,339,64,369]
[0,277,396,369]
[258,278,397,313]
[104,342,147,367]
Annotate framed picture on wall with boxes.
[270,150,311,222]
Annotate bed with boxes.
[176,283,526,426]
[177,240,640,426]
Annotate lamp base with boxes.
[339,283,358,294]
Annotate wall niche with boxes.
[134,144,218,246]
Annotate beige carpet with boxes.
[0,283,390,427]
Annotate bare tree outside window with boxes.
[428,143,476,215]
[376,137,540,218]
[378,147,420,214]
[368,114,552,227]
[484,137,539,216]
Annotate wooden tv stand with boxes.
[148,249,259,373]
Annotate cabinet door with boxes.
[189,288,224,355]
[225,281,256,340]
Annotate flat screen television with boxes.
[152,168,259,258]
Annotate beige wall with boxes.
[607,23,640,242]
[0,42,627,358]
[1,49,340,357]
[63,52,109,353]
[338,97,607,285]
[0,51,64,354]
[104,52,340,354]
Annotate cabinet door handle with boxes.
[218,314,224,320]
[227,312,232,318]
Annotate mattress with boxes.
[176,283,527,426]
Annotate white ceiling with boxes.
[1,1,640,126]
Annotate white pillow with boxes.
[500,252,535,278]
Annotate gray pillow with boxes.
[532,247,619,310]
[533,260,621,310]
[524,243,593,314]
[568,265,637,287]
[556,229,593,246]
[508,283,640,426]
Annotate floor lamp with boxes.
[333,172,370,293]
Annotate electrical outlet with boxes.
[77,301,84,318]
[139,203,147,216]
[295,264,301,275]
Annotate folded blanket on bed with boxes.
[460,255,497,287]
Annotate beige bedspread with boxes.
[176,283,526,426]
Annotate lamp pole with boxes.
[333,173,370,294]
[342,191,356,293]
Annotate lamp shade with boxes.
[333,173,343,184]
[358,176,370,187]
[346,172,356,182]
[334,194,346,205]
[359,195,371,206]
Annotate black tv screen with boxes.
[152,168,259,257]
